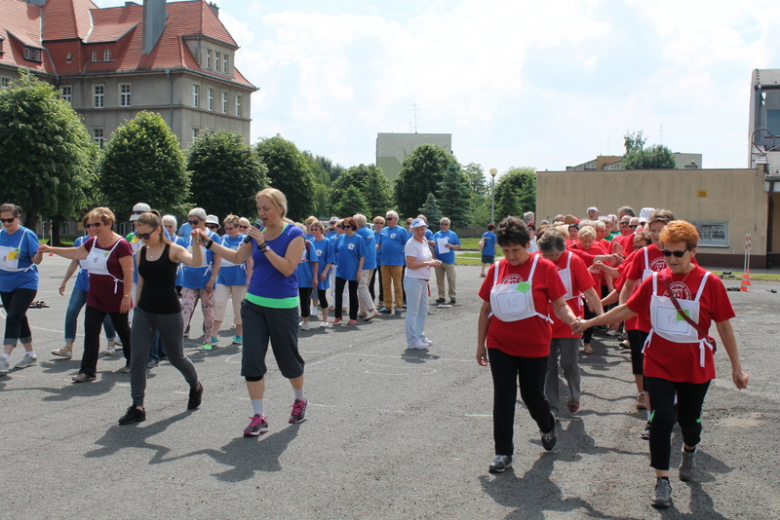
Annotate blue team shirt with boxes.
[312,237,335,290]
[374,231,383,265]
[379,226,409,266]
[0,226,40,292]
[355,227,377,270]
[181,229,217,289]
[73,235,91,292]
[482,231,497,256]
[217,233,248,286]
[296,239,319,288]
[335,233,366,281]
[433,229,460,264]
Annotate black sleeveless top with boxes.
[137,243,181,314]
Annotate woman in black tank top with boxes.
[118,211,207,425]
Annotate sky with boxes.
[93,0,780,177]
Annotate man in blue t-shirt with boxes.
[479,223,497,277]
[378,210,408,315]
[432,217,461,304]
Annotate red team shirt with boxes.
[479,254,567,358]
[570,241,607,297]
[626,266,734,383]
[547,251,595,339]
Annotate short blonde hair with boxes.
[88,207,115,227]
[578,226,596,240]
[255,188,289,220]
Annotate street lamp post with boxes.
[490,168,497,224]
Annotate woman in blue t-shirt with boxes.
[0,203,43,374]
[331,217,366,325]
[211,214,253,345]
[310,220,335,327]
[197,188,308,437]
[52,213,117,359]
[295,223,319,331]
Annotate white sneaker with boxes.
[105,341,116,355]
[300,321,310,331]
[0,358,10,373]
[422,338,433,346]
[14,354,38,368]
[606,330,618,337]
[406,341,428,350]
[320,321,331,328]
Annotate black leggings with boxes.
[645,376,710,470]
[317,289,328,310]
[583,306,596,344]
[81,306,132,377]
[1,288,37,346]
[335,277,358,320]
[298,288,312,318]
[627,329,649,375]
[488,348,554,456]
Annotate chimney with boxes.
[142,0,167,54]
[208,2,219,18]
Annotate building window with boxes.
[192,84,199,108]
[61,86,72,103]
[223,54,228,73]
[119,84,131,107]
[0,39,4,55]
[235,95,242,117]
[215,52,221,72]
[94,128,104,149]
[94,85,104,108]
[221,92,228,114]
[65,52,72,63]
[192,128,200,140]
[91,50,97,61]
[24,47,42,62]
[207,88,214,111]
[1,77,10,90]
[103,49,111,61]
[206,49,212,69]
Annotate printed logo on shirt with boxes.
[348,244,355,250]
[316,249,322,256]
[650,256,667,272]
[499,274,525,284]
[390,233,396,238]
[104,252,110,257]
[663,281,692,300]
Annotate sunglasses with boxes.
[340,225,352,229]
[239,225,249,229]
[386,217,396,220]
[135,230,156,240]
[84,222,104,228]
[224,226,236,231]
[440,223,450,226]
[0,218,16,223]
[661,249,689,258]
[628,225,639,229]
[188,220,200,226]
[206,224,219,230]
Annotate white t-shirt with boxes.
[405,237,433,279]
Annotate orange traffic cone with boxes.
[740,270,751,292]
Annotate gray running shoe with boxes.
[651,478,672,508]
[14,354,38,368]
[0,358,9,374]
[488,455,513,473]
[679,448,696,481]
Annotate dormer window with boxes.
[223,54,228,74]
[24,47,42,63]
[0,39,4,55]
[103,49,111,61]
[66,52,73,63]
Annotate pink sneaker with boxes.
[243,414,268,436]
[289,399,308,423]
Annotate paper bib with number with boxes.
[557,251,574,300]
[0,229,29,272]
[649,272,708,344]
[490,255,547,322]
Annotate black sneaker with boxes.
[679,448,696,481]
[435,298,445,304]
[488,455,513,473]
[187,382,203,410]
[541,427,557,451]
[449,298,456,304]
[651,478,672,508]
[119,405,146,425]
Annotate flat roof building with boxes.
[376,132,452,181]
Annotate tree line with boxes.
[0,73,537,241]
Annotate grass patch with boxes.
[711,271,780,282]
[457,250,502,266]
[459,237,485,250]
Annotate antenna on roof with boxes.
[410,103,419,133]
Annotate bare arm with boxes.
[39,243,89,260]
[619,278,638,305]
[582,286,604,315]
[406,255,441,270]
[552,297,578,325]
[573,303,637,334]
[171,241,203,268]
[476,300,491,366]
[715,319,749,389]
[119,254,135,314]
[59,259,80,295]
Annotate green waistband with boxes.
[245,292,298,309]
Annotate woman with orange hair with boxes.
[573,220,749,509]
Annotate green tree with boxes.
[622,131,676,169]
[462,162,488,197]
[494,167,537,220]
[333,185,368,217]
[331,164,392,218]
[0,71,98,233]
[471,195,492,227]
[99,111,188,218]
[188,131,268,219]
[437,161,472,229]
[255,134,315,222]
[394,144,452,219]
[418,192,441,230]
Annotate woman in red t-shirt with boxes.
[573,221,749,509]
[477,217,579,474]
[569,226,608,354]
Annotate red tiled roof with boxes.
[42,0,97,41]
[0,0,54,73]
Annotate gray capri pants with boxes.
[240,299,305,380]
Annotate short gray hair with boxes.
[386,210,398,219]
[188,207,207,220]
[523,211,535,222]
[537,229,567,254]
[353,213,367,226]
[440,217,451,225]
[162,215,177,226]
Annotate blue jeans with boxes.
[148,331,166,363]
[403,277,429,346]
[64,288,116,344]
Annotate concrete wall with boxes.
[376,133,452,181]
[537,168,768,268]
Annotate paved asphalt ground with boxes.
[1,255,779,520]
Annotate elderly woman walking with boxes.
[403,218,441,349]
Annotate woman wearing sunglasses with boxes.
[573,220,748,509]
[211,214,252,345]
[40,207,134,381]
[117,211,205,425]
[0,203,43,374]
[194,188,308,436]
[331,217,366,325]
[52,213,118,360]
